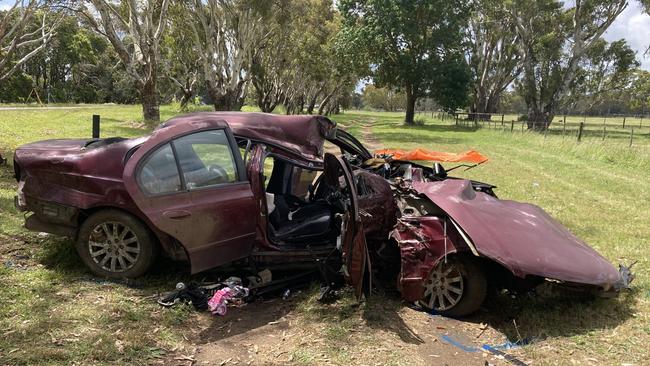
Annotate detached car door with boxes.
[324,153,371,300]
[123,121,257,273]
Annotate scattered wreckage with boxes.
[13,112,633,316]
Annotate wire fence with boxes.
[418,111,650,148]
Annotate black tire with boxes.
[418,256,487,317]
[76,209,157,279]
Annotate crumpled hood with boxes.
[412,179,621,289]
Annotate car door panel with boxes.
[324,153,370,300]
[123,121,257,274]
[184,182,257,273]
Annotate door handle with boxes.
[163,210,192,220]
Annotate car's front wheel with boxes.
[418,256,487,317]
[77,210,157,278]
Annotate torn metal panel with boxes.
[161,112,336,162]
[390,216,460,301]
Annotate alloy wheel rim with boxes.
[422,261,464,311]
[88,221,140,273]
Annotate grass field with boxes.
[0,105,648,365]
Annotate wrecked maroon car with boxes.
[13,112,631,316]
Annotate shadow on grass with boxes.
[465,288,636,343]
[34,233,194,289]
[21,235,637,356]
[362,293,425,344]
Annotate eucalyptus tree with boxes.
[183,0,270,111]
[338,0,471,124]
[627,70,650,115]
[468,0,522,119]
[0,0,58,81]
[250,0,354,115]
[162,2,201,110]
[510,0,628,129]
[79,0,170,121]
[568,39,638,112]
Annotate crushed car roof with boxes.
[159,112,337,162]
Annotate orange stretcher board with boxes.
[374,148,488,163]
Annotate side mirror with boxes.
[433,162,447,178]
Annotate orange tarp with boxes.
[374,148,488,163]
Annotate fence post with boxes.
[602,125,606,140]
[501,114,505,127]
[455,113,459,126]
[510,120,514,133]
[577,122,584,142]
[630,127,634,147]
[474,112,478,127]
[92,115,100,139]
[623,116,626,129]
[562,118,566,136]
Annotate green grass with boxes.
[0,105,648,365]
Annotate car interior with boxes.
[262,156,349,249]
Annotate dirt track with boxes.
[159,296,522,366]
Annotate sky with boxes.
[604,2,650,70]
[1,0,649,70]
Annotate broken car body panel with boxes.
[160,112,336,163]
[411,179,621,290]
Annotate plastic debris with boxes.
[208,287,233,316]
[207,285,250,316]
[157,282,210,310]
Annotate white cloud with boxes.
[604,2,650,70]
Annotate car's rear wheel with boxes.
[418,256,487,317]
[77,210,157,278]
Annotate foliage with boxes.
[80,0,171,121]
[338,0,471,124]
[0,0,57,81]
[160,2,202,110]
[182,0,272,111]
[628,70,650,114]
[510,0,630,128]
[361,84,405,111]
[250,0,356,115]
[468,0,522,116]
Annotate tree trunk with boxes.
[140,78,160,122]
[526,107,554,130]
[470,93,499,121]
[208,84,243,111]
[179,89,192,111]
[405,86,416,125]
[306,93,319,114]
